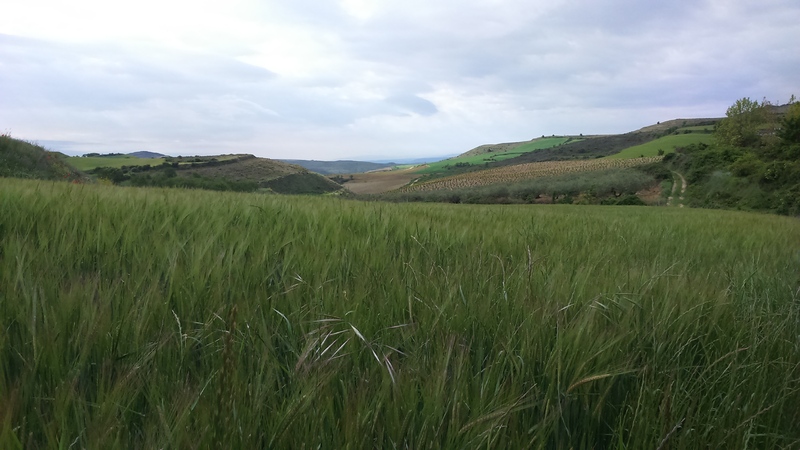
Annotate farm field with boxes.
[606,133,713,159]
[404,156,662,192]
[414,137,573,174]
[2,178,799,448]
[67,155,168,170]
[341,166,420,194]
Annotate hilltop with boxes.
[89,154,344,194]
[0,136,342,195]
[128,151,166,159]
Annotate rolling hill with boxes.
[128,151,166,159]
[346,117,720,197]
[280,159,397,175]
[0,134,85,181]
[4,135,342,195]
[90,154,345,195]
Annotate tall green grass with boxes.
[1,178,799,448]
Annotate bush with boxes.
[614,194,646,206]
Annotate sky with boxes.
[1,1,798,161]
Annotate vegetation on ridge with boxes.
[0,134,85,182]
[664,96,800,215]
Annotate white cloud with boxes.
[1,0,798,160]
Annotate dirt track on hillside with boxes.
[667,171,687,207]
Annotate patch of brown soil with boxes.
[637,185,663,205]
[343,168,419,195]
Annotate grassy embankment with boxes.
[415,137,573,174]
[1,178,799,448]
[0,135,84,181]
[606,133,714,159]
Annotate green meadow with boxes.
[415,137,572,174]
[67,155,168,171]
[1,178,799,448]
[606,133,714,159]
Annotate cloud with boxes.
[1,0,798,159]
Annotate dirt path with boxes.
[667,171,687,207]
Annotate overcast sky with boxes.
[1,1,798,160]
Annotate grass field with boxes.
[415,138,572,174]
[606,133,714,159]
[68,155,168,170]
[676,125,714,133]
[2,178,799,448]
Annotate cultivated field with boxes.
[2,178,799,448]
[403,156,663,192]
[342,167,420,194]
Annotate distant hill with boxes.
[179,155,342,194]
[456,137,579,160]
[0,134,85,181]
[493,118,721,166]
[457,142,528,158]
[86,153,344,195]
[128,151,165,159]
[634,118,719,134]
[369,155,460,165]
[280,159,396,175]
[354,117,723,197]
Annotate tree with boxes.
[714,97,768,147]
[778,97,800,144]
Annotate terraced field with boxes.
[403,156,662,192]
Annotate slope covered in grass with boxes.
[415,137,573,174]
[0,134,84,181]
[606,133,714,159]
[2,178,799,448]
[662,98,800,215]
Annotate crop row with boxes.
[403,156,663,192]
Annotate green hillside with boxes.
[2,178,799,448]
[415,137,573,174]
[83,154,343,195]
[606,133,714,159]
[663,98,800,215]
[0,134,84,181]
